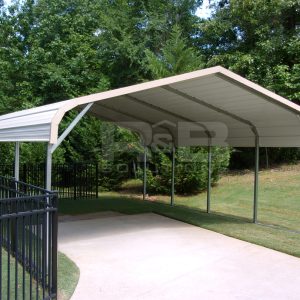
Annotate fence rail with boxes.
[0,176,58,300]
[0,163,99,199]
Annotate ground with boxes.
[58,213,300,300]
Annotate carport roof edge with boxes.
[0,66,300,147]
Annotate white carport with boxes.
[0,66,300,223]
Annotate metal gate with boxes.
[0,176,58,300]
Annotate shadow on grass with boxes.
[59,195,249,226]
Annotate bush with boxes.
[138,147,231,195]
[98,159,132,191]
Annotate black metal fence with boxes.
[0,176,58,300]
[0,163,98,199]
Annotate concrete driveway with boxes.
[58,213,300,300]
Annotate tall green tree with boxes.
[198,0,300,103]
[0,0,204,110]
[146,25,204,77]
[92,0,203,87]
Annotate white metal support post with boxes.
[253,136,260,223]
[44,103,93,275]
[207,140,212,213]
[143,145,147,201]
[171,144,175,206]
[14,142,20,181]
[46,143,52,191]
[45,142,52,272]
[11,141,20,250]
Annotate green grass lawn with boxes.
[119,164,300,231]
[1,249,79,300]
[57,252,79,300]
[59,164,300,258]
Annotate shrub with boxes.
[138,146,231,195]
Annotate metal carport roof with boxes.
[0,66,299,147]
[1,65,300,223]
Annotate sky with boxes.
[196,0,212,19]
[3,0,11,6]
[4,0,213,19]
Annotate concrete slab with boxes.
[58,213,300,300]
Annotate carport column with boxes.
[46,143,52,191]
[143,145,147,201]
[45,143,53,272]
[253,136,260,223]
[11,142,20,250]
[171,144,175,206]
[207,141,212,213]
[14,142,20,181]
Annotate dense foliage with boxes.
[138,146,230,194]
[0,0,299,191]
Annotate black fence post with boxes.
[22,164,27,184]
[9,178,16,252]
[74,163,77,200]
[51,193,58,299]
[96,163,99,198]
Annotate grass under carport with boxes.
[59,164,300,258]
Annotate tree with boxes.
[93,0,203,87]
[142,24,230,194]
[146,25,204,78]
[198,0,300,103]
